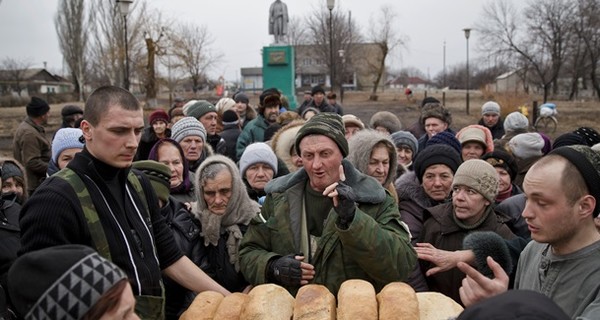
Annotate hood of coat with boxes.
[271,120,305,173]
[395,171,437,209]
[347,129,398,187]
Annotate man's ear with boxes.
[80,120,92,141]
[578,195,596,219]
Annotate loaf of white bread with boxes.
[377,282,419,320]
[293,284,336,320]
[337,279,378,320]
[416,291,464,320]
[213,292,249,320]
[179,291,224,320]
[240,283,295,320]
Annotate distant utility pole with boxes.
[443,40,446,88]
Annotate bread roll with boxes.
[293,284,336,320]
[337,279,378,320]
[377,282,419,320]
[181,291,224,320]
[213,292,249,320]
[240,284,294,320]
[416,292,464,320]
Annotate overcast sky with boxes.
[0,0,522,81]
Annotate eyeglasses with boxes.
[485,158,505,167]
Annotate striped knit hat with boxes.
[171,116,206,143]
[295,112,348,157]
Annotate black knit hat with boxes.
[574,127,600,146]
[26,97,50,117]
[550,145,600,217]
[426,131,462,155]
[233,92,249,104]
[552,132,586,149]
[222,109,239,125]
[311,85,325,96]
[414,144,462,183]
[295,112,348,157]
[61,105,83,117]
[482,150,519,182]
[8,245,127,320]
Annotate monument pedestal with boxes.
[262,45,297,110]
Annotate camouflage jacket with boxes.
[239,159,416,296]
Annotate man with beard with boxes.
[236,88,281,159]
[12,97,51,195]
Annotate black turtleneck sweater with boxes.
[19,148,183,297]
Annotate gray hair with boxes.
[198,162,229,186]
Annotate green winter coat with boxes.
[239,159,416,296]
[235,114,270,159]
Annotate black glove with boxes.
[334,181,357,229]
[266,254,302,287]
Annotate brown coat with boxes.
[12,118,50,193]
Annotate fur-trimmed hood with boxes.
[271,119,305,173]
[347,129,398,187]
[395,171,438,209]
[266,159,386,204]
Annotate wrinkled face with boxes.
[235,102,248,115]
[152,120,167,136]
[461,142,485,161]
[522,161,581,251]
[482,113,500,127]
[81,106,144,168]
[422,164,454,201]
[345,125,361,140]
[199,112,218,135]
[496,167,511,194]
[367,145,390,186]
[57,147,83,170]
[313,92,324,105]
[1,177,23,198]
[203,170,233,216]
[157,143,183,188]
[98,283,139,320]
[424,118,448,138]
[245,163,274,191]
[179,136,204,162]
[290,147,303,168]
[299,135,343,192]
[264,105,279,123]
[452,185,490,225]
[396,146,414,166]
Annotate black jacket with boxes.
[136,126,171,161]
[220,124,241,162]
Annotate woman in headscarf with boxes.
[148,138,195,203]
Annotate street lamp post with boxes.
[338,49,345,103]
[463,28,471,115]
[117,0,133,91]
[327,0,335,91]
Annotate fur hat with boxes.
[508,133,544,159]
[221,109,239,125]
[552,132,586,149]
[148,109,169,125]
[8,244,127,320]
[369,111,402,134]
[233,92,249,104]
[414,144,462,183]
[573,127,600,146]
[452,159,499,203]
[132,160,171,204]
[171,116,206,143]
[295,113,348,157]
[420,97,440,108]
[342,114,365,130]
[482,150,518,181]
[60,105,83,117]
[271,120,305,172]
[481,101,501,116]
[456,125,494,154]
[239,142,278,178]
[187,100,217,120]
[262,94,281,110]
[421,103,452,126]
[51,128,85,163]
[426,131,462,155]
[26,97,50,118]
[311,85,325,96]
[550,145,600,217]
[503,112,529,131]
[391,131,418,155]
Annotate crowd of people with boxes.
[1,84,599,319]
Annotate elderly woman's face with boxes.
[203,170,233,216]
[157,143,184,188]
[245,163,274,191]
[422,164,454,201]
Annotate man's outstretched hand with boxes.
[458,256,509,307]
[323,165,357,229]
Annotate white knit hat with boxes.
[52,128,84,162]
[239,142,278,177]
[481,101,501,115]
[504,112,529,131]
[170,116,207,143]
[508,133,544,159]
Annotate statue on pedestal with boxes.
[269,0,289,45]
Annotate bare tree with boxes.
[1,57,33,96]
[286,16,309,46]
[575,0,600,99]
[366,5,405,100]
[55,0,88,101]
[169,22,221,94]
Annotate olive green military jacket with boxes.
[239,159,416,296]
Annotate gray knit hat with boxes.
[239,142,278,177]
[452,159,499,203]
[508,133,544,159]
[481,101,501,116]
[51,128,85,163]
[295,112,349,157]
[171,116,207,143]
[186,100,217,119]
[391,131,418,154]
[504,112,529,131]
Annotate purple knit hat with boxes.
[426,131,462,155]
[148,138,192,194]
[537,132,553,155]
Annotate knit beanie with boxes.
[369,111,402,133]
[311,85,325,96]
[171,116,206,143]
[239,142,278,178]
[221,109,239,125]
[233,92,249,104]
[26,96,50,117]
[421,103,452,126]
[538,132,553,155]
[503,112,529,131]
[391,131,418,154]
[481,101,501,115]
[552,132,586,149]
[52,128,85,163]
[8,244,127,320]
[132,160,171,204]
[482,150,518,181]
[295,112,349,157]
[61,105,83,117]
[181,99,198,115]
[574,127,600,146]
[187,100,217,120]
[414,144,462,183]
[456,125,494,154]
[426,131,462,155]
[148,109,169,125]
[452,159,499,203]
[342,114,365,129]
[1,160,23,181]
[508,133,544,159]
[550,145,600,217]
